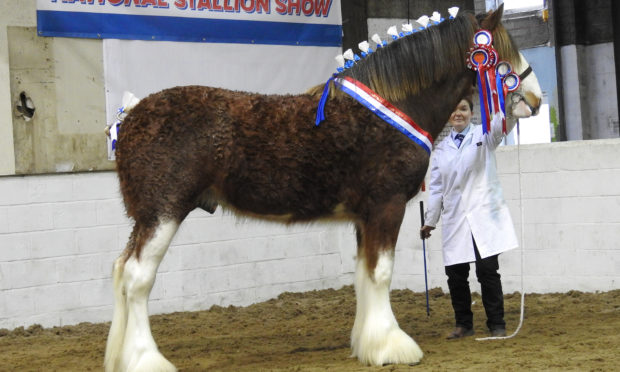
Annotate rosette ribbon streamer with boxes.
[315,73,337,126]
[467,30,521,134]
[495,61,513,133]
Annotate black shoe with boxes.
[490,328,506,337]
[446,326,474,339]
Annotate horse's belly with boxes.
[224,203,353,224]
[215,182,350,223]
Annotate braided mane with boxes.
[342,14,476,102]
[308,11,521,103]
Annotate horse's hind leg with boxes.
[104,219,180,372]
[351,199,424,366]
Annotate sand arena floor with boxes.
[1,286,619,371]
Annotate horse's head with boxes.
[478,4,542,118]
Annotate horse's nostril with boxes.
[523,93,542,116]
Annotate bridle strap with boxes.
[519,65,533,81]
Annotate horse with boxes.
[104,5,542,371]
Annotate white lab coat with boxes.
[425,114,518,266]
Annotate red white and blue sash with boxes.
[325,76,433,154]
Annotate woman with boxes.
[420,97,518,339]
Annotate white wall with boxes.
[0,172,353,329]
[2,139,620,330]
[499,138,620,292]
[394,138,620,295]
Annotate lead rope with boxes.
[476,119,525,341]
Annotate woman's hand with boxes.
[420,225,435,239]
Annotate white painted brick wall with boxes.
[395,138,620,295]
[1,139,620,330]
[0,173,354,329]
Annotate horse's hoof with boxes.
[128,350,177,372]
[353,327,424,366]
[382,361,421,367]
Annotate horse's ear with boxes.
[481,3,504,31]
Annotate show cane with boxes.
[419,200,430,316]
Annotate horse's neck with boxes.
[392,71,474,141]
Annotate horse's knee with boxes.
[123,258,157,301]
[112,255,127,282]
[373,251,394,285]
[123,220,179,301]
[355,251,393,286]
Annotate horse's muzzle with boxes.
[510,92,540,118]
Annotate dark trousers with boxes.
[445,238,505,331]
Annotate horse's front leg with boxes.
[105,219,180,372]
[351,203,424,366]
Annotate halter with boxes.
[519,65,533,81]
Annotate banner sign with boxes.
[36,0,342,46]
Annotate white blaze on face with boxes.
[519,53,542,95]
[510,52,542,118]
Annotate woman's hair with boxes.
[463,96,474,112]
[463,85,476,111]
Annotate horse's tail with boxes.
[104,91,141,149]
[120,91,141,113]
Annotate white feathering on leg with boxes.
[105,257,129,372]
[351,252,423,366]
[117,220,179,372]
